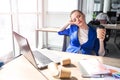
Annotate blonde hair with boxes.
[70,10,85,17]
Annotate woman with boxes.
[58,10,106,56]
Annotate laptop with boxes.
[13,31,61,69]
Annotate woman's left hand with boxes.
[97,28,106,41]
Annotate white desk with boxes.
[0,49,120,80]
[40,49,120,80]
[0,55,47,80]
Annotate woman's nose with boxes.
[76,18,79,22]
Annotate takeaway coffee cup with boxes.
[97,25,106,40]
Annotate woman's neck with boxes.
[80,24,88,30]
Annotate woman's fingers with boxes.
[97,29,106,40]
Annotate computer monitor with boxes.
[107,11,117,24]
[107,11,117,17]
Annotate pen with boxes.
[82,74,105,78]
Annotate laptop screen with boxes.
[13,31,38,68]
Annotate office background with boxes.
[0,0,120,62]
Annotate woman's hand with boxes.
[58,20,75,31]
[97,28,106,41]
[58,18,79,31]
[68,20,76,25]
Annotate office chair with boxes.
[62,35,69,52]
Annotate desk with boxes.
[0,55,47,80]
[36,27,59,48]
[39,49,120,80]
[102,24,120,30]
[0,49,120,80]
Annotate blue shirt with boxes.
[58,24,99,56]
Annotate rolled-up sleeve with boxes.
[58,28,70,36]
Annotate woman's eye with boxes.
[77,15,81,18]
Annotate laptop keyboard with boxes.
[33,50,53,64]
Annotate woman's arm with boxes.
[58,20,75,32]
[97,28,106,56]
[58,23,70,31]
[98,40,105,56]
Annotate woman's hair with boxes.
[70,10,84,17]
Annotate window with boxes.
[0,0,10,13]
[48,0,78,12]
[0,0,42,62]
[18,0,37,12]
[0,0,78,61]
[0,0,13,62]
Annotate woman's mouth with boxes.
[78,21,82,24]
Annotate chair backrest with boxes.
[62,35,70,52]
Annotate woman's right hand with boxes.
[58,19,77,31]
[68,20,75,25]
[58,20,73,31]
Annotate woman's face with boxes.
[70,11,85,27]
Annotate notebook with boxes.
[78,58,110,78]
[13,31,61,69]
